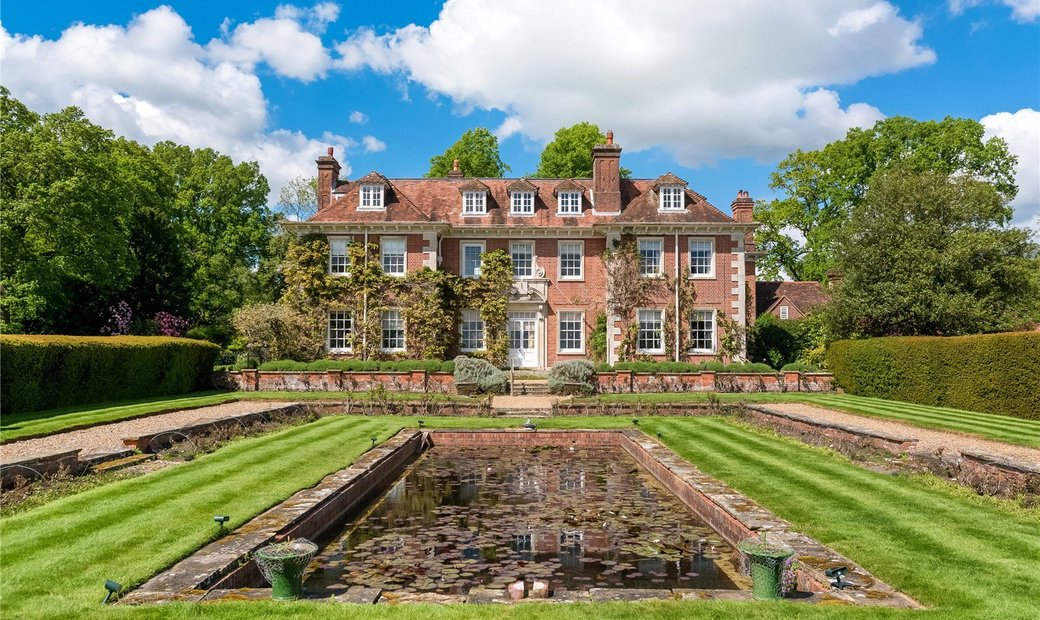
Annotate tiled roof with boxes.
[309,177,738,226]
[756,281,830,316]
[506,178,538,194]
[652,172,688,189]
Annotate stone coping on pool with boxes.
[122,428,918,609]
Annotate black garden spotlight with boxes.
[656,432,663,440]
[103,580,122,604]
[825,566,850,589]
[418,419,425,428]
[632,419,639,427]
[371,435,378,448]
[214,515,230,530]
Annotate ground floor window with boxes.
[637,309,664,353]
[381,309,405,351]
[689,309,715,353]
[460,309,485,351]
[328,310,352,352]
[558,311,584,352]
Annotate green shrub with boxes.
[548,360,597,395]
[723,362,776,373]
[606,360,776,374]
[594,363,614,372]
[257,359,453,373]
[827,332,1040,420]
[781,361,821,372]
[453,356,506,394]
[0,335,219,413]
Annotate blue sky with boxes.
[2,1,1037,227]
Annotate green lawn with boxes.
[0,391,471,444]
[2,415,1037,619]
[580,392,1040,449]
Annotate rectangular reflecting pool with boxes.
[304,445,741,596]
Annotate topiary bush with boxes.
[780,361,821,372]
[453,356,506,394]
[827,332,1040,420]
[0,335,219,413]
[548,360,597,395]
[257,359,454,373]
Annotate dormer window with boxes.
[511,191,535,215]
[558,191,581,215]
[360,184,384,209]
[659,186,684,211]
[463,190,487,215]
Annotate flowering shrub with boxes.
[153,312,189,337]
[100,301,133,335]
[781,556,800,596]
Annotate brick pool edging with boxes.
[123,428,917,608]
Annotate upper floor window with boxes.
[463,191,487,215]
[559,241,583,280]
[637,309,664,354]
[360,184,384,209]
[558,191,581,215]
[380,237,406,276]
[638,238,663,276]
[689,309,715,353]
[459,309,485,351]
[381,310,405,352]
[461,241,484,278]
[779,305,789,320]
[328,310,353,353]
[659,186,684,211]
[511,191,535,215]
[688,238,715,277]
[329,238,349,275]
[511,241,534,278]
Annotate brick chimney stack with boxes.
[447,159,464,178]
[316,146,341,213]
[592,130,622,213]
[731,189,756,253]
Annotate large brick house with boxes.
[288,133,758,368]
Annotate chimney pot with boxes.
[606,130,614,145]
[327,147,334,156]
[453,159,460,171]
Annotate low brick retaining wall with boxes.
[121,405,304,452]
[744,405,918,455]
[0,449,81,488]
[217,370,834,394]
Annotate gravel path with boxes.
[0,401,296,462]
[766,403,1040,466]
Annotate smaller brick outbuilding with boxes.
[755,281,830,320]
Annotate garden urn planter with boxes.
[254,538,319,601]
[738,537,795,600]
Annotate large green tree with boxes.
[756,116,1018,281]
[427,128,510,177]
[534,122,631,178]
[825,166,1039,339]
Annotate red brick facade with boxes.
[292,135,757,368]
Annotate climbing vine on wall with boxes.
[465,249,513,366]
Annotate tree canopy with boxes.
[534,122,631,178]
[755,116,1019,281]
[824,166,1039,339]
[427,128,510,177]
[278,175,318,221]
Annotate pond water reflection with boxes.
[305,446,740,595]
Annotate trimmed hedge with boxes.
[0,335,220,413]
[257,359,454,373]
[827,332,1040,420]
[595,361,776,374]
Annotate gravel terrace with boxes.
[0,401,297,462]
[767,402,1040,466]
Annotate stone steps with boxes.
[511,381,549,396]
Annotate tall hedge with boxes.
[827,332,1040,420]
[1,335,220,413]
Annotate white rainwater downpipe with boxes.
[674,232,680,362]
[362,228,369,359]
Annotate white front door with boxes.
[508,312,538,368]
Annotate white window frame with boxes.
[380,309,405,352]
[329,237,350,276]
[557,310,585,354]
[380,237,406,277]
[459,309,485,352]
[327,309,353,353]
[510,191,535,215]
[689,309,716,354]
[557,240,584,281]
[638,237,664,277]
[659,185,684,211]
[779,305,789,320]
[557,191,581,215]
[460,241,485,278]
[637,308,665,354]
[462,190,487,215]
[688,237,715,278]
[359,184,385,210]
[510,241,535,279]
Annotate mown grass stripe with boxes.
[814,395,1040,433]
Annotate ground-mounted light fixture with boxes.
[418,419,425,428]
[656,432,663,440]
[825,566,850,589]
[103,580,122,604]
[371,435,378,448]
[522,418,537,430]
[214,515,230,530]
[632,419,639,426]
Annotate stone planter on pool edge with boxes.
[738,537,795,600]
[254,539,319,601]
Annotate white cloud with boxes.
[361,135,386,152]
[0,6,350,203]
[982,109,1040,230]
[494,117,523,140]
[208,4,337,81]
[333,0,934,165]
[274,2,341,33]
[349,110,367,124]
[950,0,1040,23]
